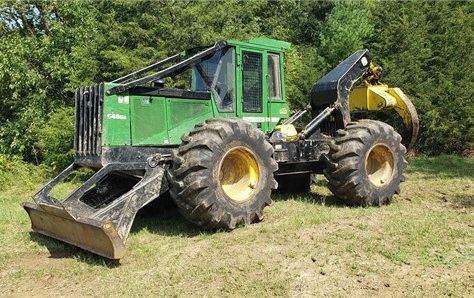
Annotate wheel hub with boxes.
[219,146,260,202]
[365,144,394,187]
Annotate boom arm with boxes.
[310,49,372,127]
[107,40,227,95]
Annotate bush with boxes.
[0,154,47,189]
[36,107,75,172]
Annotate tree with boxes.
[369,1,474,154]
[2,0,474,164]
[422,2,474,154]
[0,1,105,162]
[319,0,374,67]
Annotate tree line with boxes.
[1,0,473,169]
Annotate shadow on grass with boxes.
[131,194,203,237]
[272,176,344,207]
[406,155,474,179]
[272,191,342,207]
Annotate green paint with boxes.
[99,38,291,147]
[102,85,131,146]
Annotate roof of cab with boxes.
[226,37,291,52]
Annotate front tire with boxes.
[170,118,278,229]
[323,120,407,206]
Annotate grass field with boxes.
[1,156,473,297]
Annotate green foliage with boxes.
[36,107,74,172]
[0,1,99,162]
[319,0,374,66]
[284,45,326,110]
[0,154,46,189]
[1,0,474,164]
[368,1,474,154]
[421,4,474,154]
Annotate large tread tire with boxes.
[169,118,278,229]
[323,119,407,206]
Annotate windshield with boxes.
[192,47,235,112]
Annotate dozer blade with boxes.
[23,201,126,260]
[22,157,169,259]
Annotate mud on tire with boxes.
[169,118,278,229]
[323,119,407,206]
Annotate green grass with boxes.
[1,155,473,297]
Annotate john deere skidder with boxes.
[22,38,419,259]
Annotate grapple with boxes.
[349,85,419,151]
[309,49,419,151]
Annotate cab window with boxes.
[267,53,282,100]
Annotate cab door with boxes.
[238,50,287,133]
[238,50,268,132]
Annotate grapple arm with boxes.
[309,50,419,151]
[349,84,419,151]
[310,49,372,127]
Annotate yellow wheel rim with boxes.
[365,144,394,187]
[219,146,260,203]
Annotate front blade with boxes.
[22,202,126,260]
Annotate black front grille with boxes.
[74,83,104,156]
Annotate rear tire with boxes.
[323,120,407,206]
[170,118,278,229]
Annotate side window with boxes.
[267,54,282,99]
[242,52,262,113]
